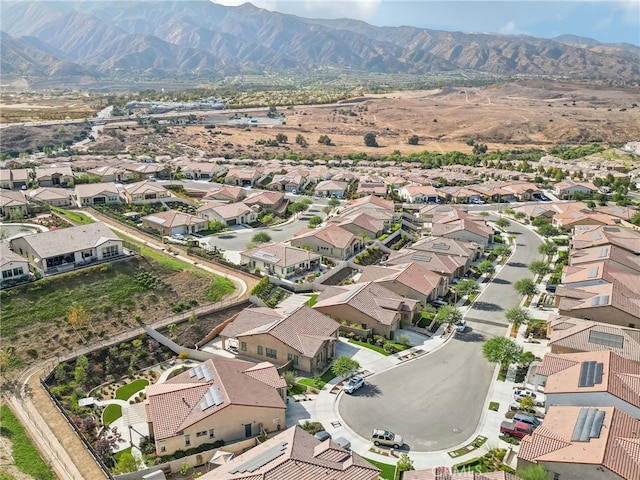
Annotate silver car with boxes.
[371,429,403,449]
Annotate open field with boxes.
[83,81,640,158]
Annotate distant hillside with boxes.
[1,1,639,81]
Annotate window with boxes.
[241,342,247,351]
[196,431,207,437]
[287,353,299,365]
[101,245,119,258]
[185,435,191,447]
[160,442,166,453]
[209,429,215,439]
[266,348,277,359]
[13,267,24,276]
[257,346,263,355]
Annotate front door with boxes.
[245,424,252,437]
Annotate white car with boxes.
[455,320,466,333]
[343,375,365,394]
[514,389,537,402]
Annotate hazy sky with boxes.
[213,1,640,45]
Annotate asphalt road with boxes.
[338,218,543,451]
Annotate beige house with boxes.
[572,225,640,252]
[224,167,262,187]
[290,224,365,260]
[203,185,247,203]
[239,242,321,278]
[26,187,73,207]
[330,212,386,239]
[243,190,287,215]
[35,166,74,187]
[0,190,28,220]
[122,181,171,204]
[196,202,258,226]
[315,179,348,198]
[9,222,124,275]
[145,359,286,456]
[555,180,597,199]
[199,425,381,480]
[386,248,468,281]
[517,406,640,480]
[74,183,122,207]
[431,218,494,247]
[220,305,339,374]
[314,281,419,337]
[398,185,440,204]
[0,169,30,189]
[1,244,30,287]
[86,165,134,183]
[142,209,208,236]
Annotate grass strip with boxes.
[115,379,149,400]
[102,404,123,425]
[50,206,95,225]
[349,339,390,356]
[364,458,397,480]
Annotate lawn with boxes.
[349,339,390,356]
[50,206,95,225]
[364,458,397,480]
[297,368,337,389]
[489,402,500,411]
[305,293,319,306]
[115,379,149,400]
[208,275,235,301]
[103,404,123,425]
[0,405,57,480]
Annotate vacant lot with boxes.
[1,254,235,371]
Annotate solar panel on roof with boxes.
[588,330,624,349]
[202,363,214,382]
[591,231,602,240]
[412,254,432,262]
[432,243,451,250]
[571,408,606,442]
[578,361,604,387]
[587,266,599,278]
[598,247,608,258]
[229,441,289,474]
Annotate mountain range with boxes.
[1,1,639,81]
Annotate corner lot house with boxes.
[145,359,286,456]
[0,190,28,220]
[555,180,596,200]
[196,202,258,226]
[75,183,122,207]
[0,169,30,189]
[240,242,321,278]
[142,209,208,236]
[122,181,171,204]
[9,222,124,275]
[198,425,380,480]
[290,224,364,260]
[220,305,339,374]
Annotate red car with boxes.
[500,421,534,439]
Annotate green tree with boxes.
[529,260,549,276]
[167,323,178,337]
[364,132,378,147]
[207,220,227,233]
[538,242,558,257]
[514,278,537,297]
[482,337,523,369]
[505,306,531,332]
[318,135,332,145]
[0,349,10,379]
[435,305,463,326]
[477,260,495,275]
[252,232,271,244]
[496,218,510,229]
[517,464,549,480]
[531,217,548,228]
[295,134,308,147]
[493,244,511,257]
[308,215,323,227]
[537,223,560,237]
[396,453,414,473]
[478,211,490,218]
[115,451,140,474]
[331,356,360,379]
[631,211,640,227]
[514,211,527,220]
[282,370,297,389]
[275,133,288,144]
[455,279,479,299]
[407,135,419,145]
[328,197,340,208]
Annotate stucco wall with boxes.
[314,303,398,337]
[558,306,639,328]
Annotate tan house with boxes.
[145,358,286,456]
[386,247,468,281]
[314,281,419,337]
[197,202,258,226]
[9,222,124,275]
[547,315,640,363]
[203,185,247,203]
[86,165,134,183]
[404,470,517,480]
[224,167,262,187]
[517,406,640,480]
[555,180,597,199]
[329,212,386,239]
[569,244,640,275]
[122,181,171,204]
[121,162,171,179]
[26,187,73,207]
[0,190,28,220]
[0,169,30,189]
[398,185,440,204]
[74,183,122,207]
[220,305,339,374]
[142,209,209,236]
[198,425,381,480]
[355,180,387,197]
[553,209,617,232]
[436,186,479,204]
[572,225,640,252]
[431,218,494,247]
[535,351,640,418]
[240,242,321,278]
[35,166,74,187]
[243,190,287,215]
[315,179,348,198]
[291,224,365,260]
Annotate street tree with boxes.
[363,132,378,147]
[477,260,495,275]
[529,260,549,276]
[538,242,558,257]
[478,211,490,218]
[252,232,271,244]
[482,337,523,372]
[514,278,537,297]
[537,223,560,237]
[331,356,360,378]
[496,218,510,229]
[505,306,531,333]
[328,197,340,208]
[435,305,463,326]
[514,211,527,220]
[493,244,511,257]
[308,215,323,227]
[455,279,479,300]
[397,453,415,473]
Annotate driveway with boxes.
[338,219,543,451]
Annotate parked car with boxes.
[343,375,365,394]
[314,431,331,442]
[513,413,542,427]
[514,389,538,402]
[455,320,466,333]
[500,421,535,439]
[371,429,403,449]
[430,299,448,307]
[545,284,557,293]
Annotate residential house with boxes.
[315,179,348,198]
[203,185,247,204]
[314,281,419,337]
[220,305,339,374]
[196,202,258,226]
[398,185,440,204]
[142,210,209,236]
[502,181,540,201]
[329,212,386,239]
[269,171,306,193]
[355,180,387,197]
[122,181,171,204]
[593,205,638,223]
[240,242,321,278]
[404,470,517,480]
[35,166,74,187]
[436,186,478,204]
[86,165,134,183]
[513,204,557,224]
[431,218,494,247]
[339,195,396,226]
[357,262,448,304]
[224,167,262,187]
[572,225,640,252]
[9,222,124,275]
[121,162,171,180]
[0,190,28,220]
[547,315,640,363]
[0,169,30,189]
[535,351,640,418]
[26,187,73,207]
[555,180,597,200]
[175,161,226,180]
[198,425,380,480]
[386,247,468,281]
[74,183,122,207]
[517,406,640,480]
[243,190,287,215]
[411,236,484,262]
[290,224,364,260]
[569,244,640,275]
[553,209,617,232]
[467,184,514,203]
[145,358,286,456]
[1,244,30,287]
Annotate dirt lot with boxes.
[0,92,99,123]
[86,81,640,158]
